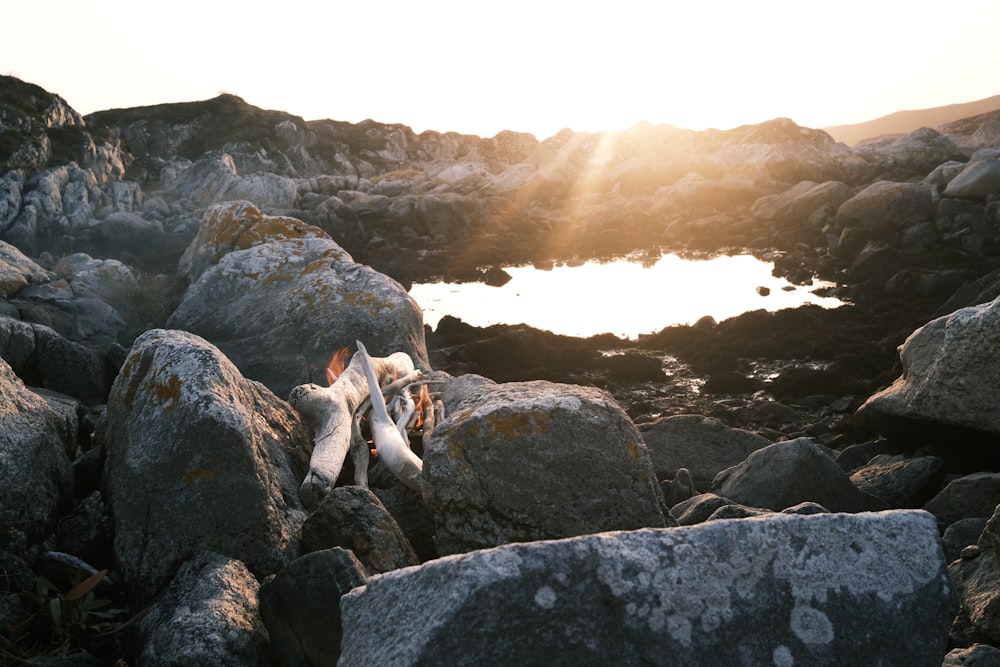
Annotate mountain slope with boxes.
[823,95,1000,146]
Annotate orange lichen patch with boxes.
[626,440,645,461]
[183,466,219,486]
[119,357,139,411]
[152,374,182,411]
[194,201,328,266]
[484,410,551,442]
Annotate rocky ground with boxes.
[4,74,1000,664]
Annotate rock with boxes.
[638,414,771,490]
[924,472,1000,528]
[423,375,668,555]
[848,454,946,508]
[943,518,989,564]
[711,437,885,512]
[168,201,428,397]
[166,151,298,210]
[705,502,770,521]
[670,492,735,525]
[371,486,438,562]
[751,179,854,230]
[834,180,935,233]
[32,325,117,401]
[835,439,900,474]
[944,158,1000,199]
[96,211,165,260]
[339,510,955,666]
[855,294,1000,444]
[661,467,697,507]
[300,485,419,574]
[177,200,328,282]
[0,355,74,542]
[103,329,309,601]
[136,552,268,666]
[0,239,52,296]
[854,127,965,177]
[949,504,1000,646]
[0,314,38,378]
[258,548,368,667]
[942,643,1000,666]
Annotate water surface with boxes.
[410,253,845,339]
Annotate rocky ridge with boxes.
[2,75,1000,664]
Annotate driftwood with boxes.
[289,349,416,509]
[355,341,423,492]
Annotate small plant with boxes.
[22,569,120,645]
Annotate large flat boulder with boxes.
[340,510,955,666]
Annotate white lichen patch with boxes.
[772,645,795,667]
[584,512,944,643]
[534,585,557,609]
[789,605,834,645]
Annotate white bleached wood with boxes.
[356,340,424,491]
[289,348,415,508]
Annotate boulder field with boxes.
[2,74,1000,664]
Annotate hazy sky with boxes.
[5,0,998,140]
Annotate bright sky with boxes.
[4,0,998,140]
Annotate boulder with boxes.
[0,239,52,297]
[103,329,309,601]
[848,454,946,508]
[136,552,268,666]
[423,375,668,555]
[0,315,37,377]
[834,180,935,233]
[949,504,1000,646]
[258,548,368,667]
[177,200,328,282]
[942,518,989,564]
[669,493,734,526]
[638,414,771,490]
[855,294,1000,443]
[751,180,854,229]
[854,127,966,177]
[942,643,1000,666]
[340,510,955,666]
[168,202,428,397]
[943,158,1000,199]
[924,472,1000,528]
[166,151,298,210]
[711,437,885,512]
[300,485,419,574]
[0,355,74,542]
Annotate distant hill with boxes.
[823,95,1000,146]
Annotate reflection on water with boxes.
[409,253,846,339]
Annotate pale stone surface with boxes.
[856,294,1000,440]
[639,414,771,490]
[137,553,268,666]
[423,375,667,555]
[103,329,309,601]
[943,158,1000,199]
[0,355,73,540]
[340,511,955,666]
[169,208,428,397]
[712,437,885,512]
